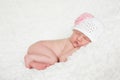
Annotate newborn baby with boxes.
[24,13,103,70]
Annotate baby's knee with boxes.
[24,55,32,68]
[24,55,36,65]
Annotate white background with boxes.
[0,0,120,80]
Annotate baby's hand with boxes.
[59,56,67,62]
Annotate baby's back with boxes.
[28,39,66,57]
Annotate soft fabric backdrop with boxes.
[0,0,120,80]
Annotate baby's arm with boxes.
[59,49,77,62]
[59,52,71,62]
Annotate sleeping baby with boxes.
[24,13,103,70]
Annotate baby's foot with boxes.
[30,61,49,70]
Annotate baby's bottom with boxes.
[24,54,57,70]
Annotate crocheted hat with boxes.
[73,12,104,42]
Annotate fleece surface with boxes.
[0,0,120,80]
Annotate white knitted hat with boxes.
[73,13,104,42]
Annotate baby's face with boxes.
[70,30,91,48]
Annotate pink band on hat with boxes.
[74,13,94,25]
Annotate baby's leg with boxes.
[24,54,56,70]
[30,61,50,70]
[25,43,58,70]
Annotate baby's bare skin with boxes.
[24,30,91,70]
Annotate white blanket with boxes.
[0,0,120,80]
